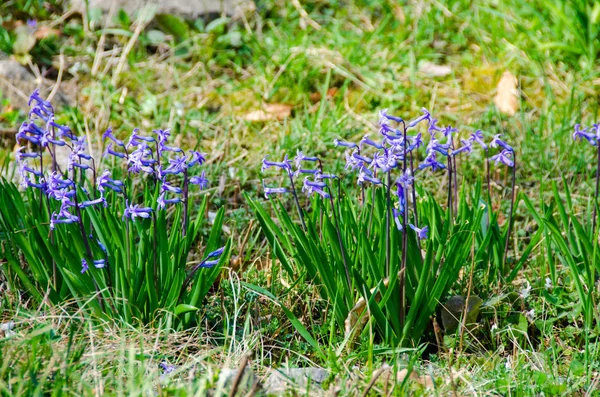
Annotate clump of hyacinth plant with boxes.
[248,107,528,347]
[1,90,228,326]
[573,123,600,232]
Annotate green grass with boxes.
[2,0,600,395]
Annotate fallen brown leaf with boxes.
[494,71,519,116]
[309,87,338,103]
[397,368,435,389]
[34,26,60,40]
[243,103,292,122]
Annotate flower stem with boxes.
[400,122,408,329]
[153,211,158,293]
[447,155,453,220]
[593,145,600,234]
[288,172,306,231]
[486,149,491,226]
[409,151,420,251]
[73,183,104,312]
[183,168,189,237]
[503,155,517,269]
[385,171,391,278]
[367,170,377,237]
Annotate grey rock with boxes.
[71,0,253,20]
[213,367,260,396]
[0,58,72,112]
[264,368,329,395]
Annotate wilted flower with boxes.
[525,309,535,322]
[520,281,532,299]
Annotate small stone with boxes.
[419,61,452,77]
[214,367,258,396]
[70,0,254,21]
[263,367,329,395]
[0,57,72,113]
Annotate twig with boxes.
[361,364,391,397]
[228,353,251,397]
[47,51,64,103]
[290,0,321,31]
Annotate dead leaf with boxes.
[419,62,452,77]
[309,87,338,103]
[242,103,292,122]
[494,71,519,116]
[34,26,60,40]
[393,5,406,23]
[396,368,435,389]
[345,270,404,341]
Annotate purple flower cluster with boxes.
[573,123,600,146]
[16,90,107,230]
[263,108,518,242]
[17,90,213,274]
[102,127,209,213]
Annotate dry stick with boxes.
[228,353,251,397]
[458,236,476,354]
[593,145,600,234]
[361,364,391,397]
[111,11,151,86]
[46,52,64,104]
[502,155,517,270]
